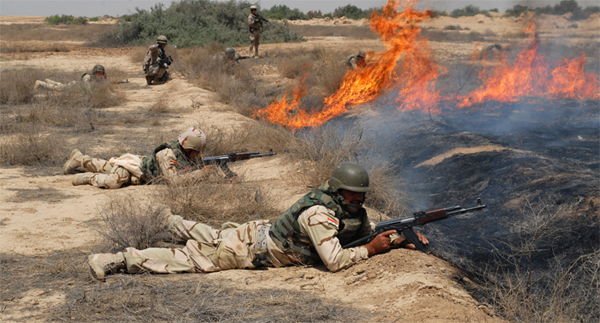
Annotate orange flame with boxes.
[458,23,599,107]
[548,53,599,100]
[256,0,437,130]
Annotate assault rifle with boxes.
[200,149,276,178]
[254,13,269,23]
[343,198,487,252]
[160,55,173,66]
[233,55,252,63]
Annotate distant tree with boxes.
[450,5,490,18]
[504,4,530,17]
[307,10,323,19]
[264,4,307,20]
[333,4,369,20]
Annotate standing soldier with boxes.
[346,51,366,70]
[143,35,172,85]
[248,5,266,58]
[34,65,107,91]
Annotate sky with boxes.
[1,0,598,17]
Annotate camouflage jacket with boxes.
[141,140,192,182]
[143,44,167,69]
[248,13,262,30]
[269,182,372,269]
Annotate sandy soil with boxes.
[4,11,596,321]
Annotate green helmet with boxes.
[357,51,366,58]
[157,35,168,43]
[91,65,105,74]
[329,162,370,193]
[225,47,236,58]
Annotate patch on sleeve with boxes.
[325,217,339,230]
[169,160,179,167]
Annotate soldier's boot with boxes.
[72,172,94,186]
[254,48,259,58]
[63,149,83,174]
[146,75,154,85]
[34,80,43,90]
[88,252,126,281]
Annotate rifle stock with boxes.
[342,198,486,251]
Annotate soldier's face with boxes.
[94,71,104,79]
[251,9,256,13]
[339,189,365,213]
[187,150,201,160]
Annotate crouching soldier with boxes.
[63,127,216,189]
[345,51,366,70]
[143,35,172,85]
[34,64,107,91]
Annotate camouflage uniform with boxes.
[143,36,170,85]
[65,127,205,189]
[34,65,107,91]
[119,181,375,274]
[345,52,366,70]
[248,10,262,57]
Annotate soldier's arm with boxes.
[298,206,369,272]
[155,148,179,181]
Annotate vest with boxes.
[269,181,369,264]
[141,140,191,181]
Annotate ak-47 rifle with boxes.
[201,149,276,178]
[233,55,252,63]
[343,198,487,252]
[254,13,269,23]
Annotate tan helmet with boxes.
[329,162,370,193]
[91,65,105,74]
[178,127,206,153]
[157,35,168,44]
[357,51,366,58]
[250,5,257,10]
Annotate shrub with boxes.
[45,14,87,25]
[88,17,99,22]
[264,4,308,20]
[0,129,66,166]
[104,0,303,47]
[97,194,172,251]
[332,5,375,20]
[450,5,491,18]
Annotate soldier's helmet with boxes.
[91,65,105,74]
[157,35,168,44]
[357,51,366,58]
[328,162,370,193]
[178,127,207,153]
[250,5,257,10]
[225,47,236,59]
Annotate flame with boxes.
[458,23,599,107]
[548,53,599,100]
[256,0,437,130]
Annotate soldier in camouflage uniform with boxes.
[34,65,107,91]
[345,51,366,70]
[214,48,251,65]
[87,162,429,280]
[63,127,210,189]
[248,5,263,58]
[143,35,172,85]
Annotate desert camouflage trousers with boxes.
[249,29,260,57]
[34,79,76,91]
[80,155,132,189]
[123,214,276,274]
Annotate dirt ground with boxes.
[1,12,596,322]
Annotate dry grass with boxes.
[154,175,279,227]
[0,43,70,53]
[148,96,171,114]
[0,250,370,322]
[288,25,379,40]
[0,23,114,42]
[0,129,67,166]
[97,194,172,252]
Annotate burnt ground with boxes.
[351,97,599,315]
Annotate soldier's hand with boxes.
[365,230,396,256]
[392,232,429,250]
